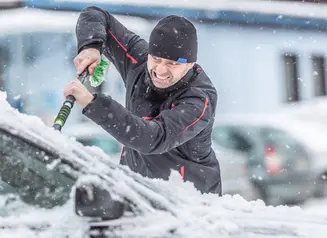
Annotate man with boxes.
[64,6,222,195]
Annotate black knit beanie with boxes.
[149,15,197,63]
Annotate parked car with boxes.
[3,93,327,237]
[279,98,327,197]
[212,114,316,206]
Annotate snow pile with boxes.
[0,195,87,238]
[1,92,327,237]
[101,171,327,237]
[0,91,90,158]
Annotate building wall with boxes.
[192,23,327,114]
[0,8,152,126]
[2,7,327,122]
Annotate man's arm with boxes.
[76,6,148,82]
[82,88,216,155]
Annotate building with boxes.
[0,3,151,125]
[2,0,327,123]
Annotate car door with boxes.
[0,128,76,209]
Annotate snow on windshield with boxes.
[1,91,327,237]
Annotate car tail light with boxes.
[264,144,283,175]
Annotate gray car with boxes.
[213,115,315,206]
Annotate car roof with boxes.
[214,113,327,153]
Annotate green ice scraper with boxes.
[53,56,109,131]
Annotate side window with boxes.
[213,127,252,152]
[0,130,75,208]
[229,129,252,152]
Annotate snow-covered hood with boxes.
[1,91,327,238]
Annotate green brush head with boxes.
[90,57,110,87]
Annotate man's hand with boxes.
[64,79,94,109]
[74,48,101,75]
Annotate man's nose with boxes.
[155,63,168,75]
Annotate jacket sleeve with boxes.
[82,89,216,155]
[76,6,148,83]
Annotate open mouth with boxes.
[152,71,170,83]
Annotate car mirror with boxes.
[75,183,125,221]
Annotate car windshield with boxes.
[0,129,76,209]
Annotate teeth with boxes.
[156,74,168,80]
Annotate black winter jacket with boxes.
[77,6,222,195]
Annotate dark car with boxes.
[212,116,315,206]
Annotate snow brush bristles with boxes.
[53,56,109,132]
[90,55,110,87]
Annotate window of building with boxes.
[0,45,9,91]
[283,54,300,102]
[311,55,326,97]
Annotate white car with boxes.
[2,91,327,238]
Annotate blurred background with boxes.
[2,0,327,209]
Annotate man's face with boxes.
[147,54,194,89]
